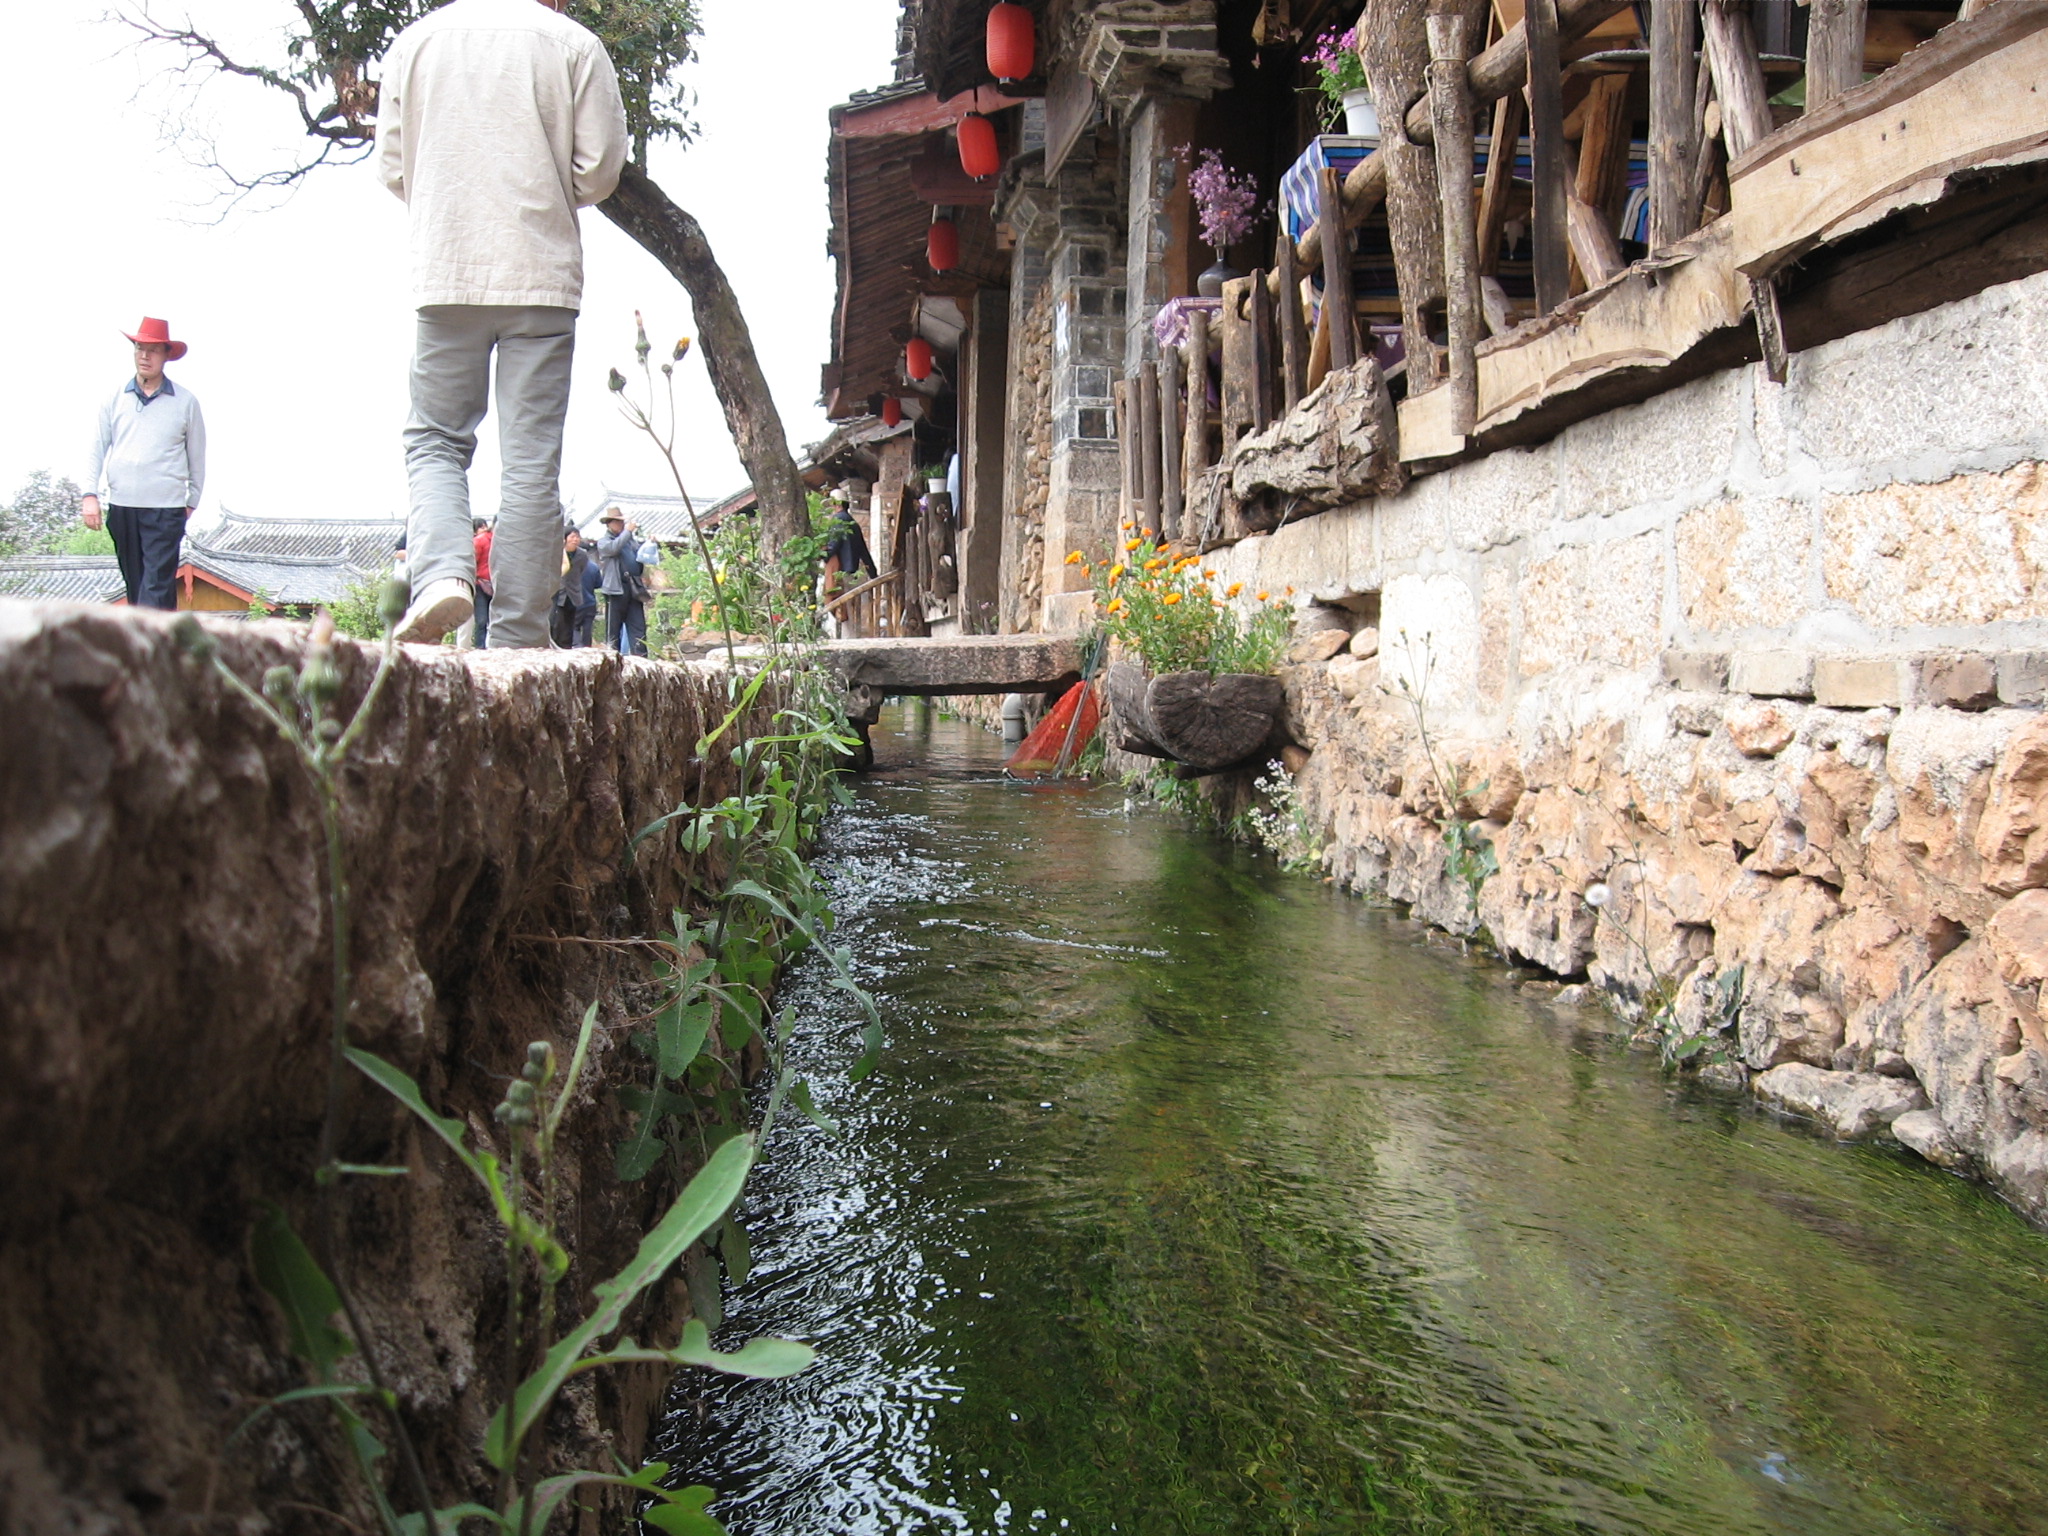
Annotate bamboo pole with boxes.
[1526,0,1570,312]
[1649,0,1698,248]
[1428,7,1480,436]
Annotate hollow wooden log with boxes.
[1649,0,1698,248]
[1526,0,1571,312]
[1105,660,1287,773]
[1804,0,1868,112]
[1428,6,1481,436]
[1274,232,1308,411]
[1475,87,1524,276]
[1702,0,1774,159]
[1316,166,1359,372]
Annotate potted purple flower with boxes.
[1310,27,1376,135]
[1185,149,1263,297]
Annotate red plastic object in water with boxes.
[1005,679,1100,777]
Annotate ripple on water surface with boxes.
[656,707,2048,1536]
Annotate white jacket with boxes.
[377,0,628,310]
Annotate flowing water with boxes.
[658,705,2048,1535]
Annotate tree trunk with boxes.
[600,163,808,553]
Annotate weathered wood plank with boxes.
[1181,311,1211,492]
[1113,377,1134,527]
[1137,359,1162,530]
[1728,7,2048,278]
[1805,0,1868,113]
[1317,166,1360,371]
[1649,0,1697,247]
[1479,273,1514,335]
[1275,229,1309,409]
[1476,88,1524,275]
[1430,6,1482,436]
[1249,266,1276,430]
[1526,0,1571,311]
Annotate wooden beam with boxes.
[1729,6,2048,277]
[1317,166,1360,369]
[1566,190,1626,285]
[1113,378,1134,526]
[1180,311,1210,495]
[1476,88,1525,275]
[1275,228,1309,409]
[1702,0,1774,160]
[1220,277,1257,453]
[1479,274,1514,335]
[1250,266,1276,429]
[1527,0,1571,310]
[1751,275,1788,383]
[1137,361,1162,528]
[1430,6,1482,435]
[1295,0,1635,270]
[1804,0,1868,112]
[1575,71,1633,223]
[1649,0,1697,248]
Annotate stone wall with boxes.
[0,605,765,1533]
[1194,270,2048,1225]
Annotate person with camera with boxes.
[594,509,650,656]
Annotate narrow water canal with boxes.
[660,705,2048,1535]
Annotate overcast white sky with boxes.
[0,0,899,531]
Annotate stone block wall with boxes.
[1190,269,2048,1227]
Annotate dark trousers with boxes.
[108,505,185,611]
[473,586,492,645]
[605,594,646,656]
[573,604,597,647]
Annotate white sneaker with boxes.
[394,577,474,644]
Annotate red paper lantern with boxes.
[957,112,1001,179]
[905,336,934,381]
[987,2,1035,82]
[882,396,903,427]
[926,216,960,273]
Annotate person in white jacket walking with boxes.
[80,316,206,611]
[378,0,628,647]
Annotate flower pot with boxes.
[1197,257,1244,298]
[927,477,949,495]
[1340,88,1378,138]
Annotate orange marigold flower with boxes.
[1123,537,1144,552]
[1144,558,1166,571]
[1109,563,1126,581]
[1163,592,1183,605]
[1202,568,1216,578]
[1225,582,1243,597]
[1256,590,1270,601]
[1064,550,1084,565]
[1285,585,1296,596]
[1107,597,1126,613]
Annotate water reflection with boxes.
[658,705,2048,1535]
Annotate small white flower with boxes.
[1584,881,1611,909]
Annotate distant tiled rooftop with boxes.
[0,555,126,605]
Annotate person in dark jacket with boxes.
[594,509,647,656]
[575,545,602,646]
[550,526,590,647]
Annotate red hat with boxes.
[123,317,188,362]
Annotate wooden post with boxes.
[1220,276,1256,453]
[1649,0,1698,249]
[1479,274,1513,336]
[1113,377,1134,526]
[1316,166,1359,371]
[1565,191,1626,286]
[1137,359,1162,530]
[1305,284,1333,393]
[1428,8,1480,437]
[1158,346,1183,540]
[1181,311,1211,494]
[1475,88,1524,276]
[1526,0,1570,312]
[1702,0,1774,160]
[1804,0,1867,112]
[1249,267,1276,431]
[1275,231,1309,411]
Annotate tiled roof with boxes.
[0,556,126,604]
[183,549,376,607]
[201,508,406,568]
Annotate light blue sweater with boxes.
[86,376,206,509]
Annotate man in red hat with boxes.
[377,0,627,647]
[80,318,207,611]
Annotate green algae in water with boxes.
[659,707,2048,1535]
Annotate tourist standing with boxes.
[80,317,206,611]
[471,516,495,644]
[595,510,647,656]
[575,545,602,646]
[550,526,590,647]
[378,0,627,646]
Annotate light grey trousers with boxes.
[404,304,576,649]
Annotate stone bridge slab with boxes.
[820,635,1083,700]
